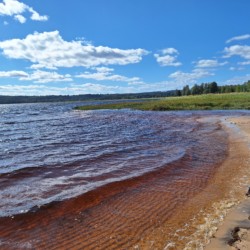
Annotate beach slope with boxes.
[205,116,250,250]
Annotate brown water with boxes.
[0,103,248,249]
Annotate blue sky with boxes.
[0,0,250,95]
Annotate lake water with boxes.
[1,102,250,249]
[0,102,242,217]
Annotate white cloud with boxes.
[0,72,217,96]
[0,80,184,96]
[155,55,182,67]
[162,48,179,54]
[3,20,8,25]
[0,84,72,96]
[154,48,182,66]
[14,14,25,23]
[0,0,48,23]
[71,81,173,94]
[0,70,28,77]
[29,8,48,21]
[195,59,227,68]
[6,77,211,95]
[71,83,135,94]
[0,0,25,16]
[20,70,73,83]
[0,31,149,69]
[94,67,114,73]
[224,45,250,60]
[0,70,72,83]
[238,60,250,65]
[221,74,250,85]
[77,69,216,95]
[76,67,141,83]
[169,69,214,84]
[0,83,138,95]
[229,66,244,71]
[226,34,250,44]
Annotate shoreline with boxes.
[204,116,250,250]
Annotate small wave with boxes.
[3,121,16,125]
[0,105,231,219]
[183,198,239,250]
[17,137,33,141]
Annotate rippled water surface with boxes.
[0,102,245,217]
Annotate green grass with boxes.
[75,93,250,111]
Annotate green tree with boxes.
[182,85,191,95]
[191,84,200,95]
[175,89,182,96]
[210,82,218,93]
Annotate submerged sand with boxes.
[205,116,250,250]
[0,114,249,250]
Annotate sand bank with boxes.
[205,116,250,250]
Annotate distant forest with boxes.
[0,91,177,104]
[0,80,249,104]
[179,80,250,96]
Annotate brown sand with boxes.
[205,116,250,250]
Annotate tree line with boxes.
[178,80,250,96]
[0,91,177,104]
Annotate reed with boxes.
[75,93,250,111]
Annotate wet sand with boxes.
[0,114,249,250]
[205,116,250,250]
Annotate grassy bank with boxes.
[75,93,250,111]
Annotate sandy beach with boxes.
[204,116,250,250]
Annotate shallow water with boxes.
[0,103,247,218]
[1,102,250,249]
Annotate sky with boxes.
[0,0,250,96]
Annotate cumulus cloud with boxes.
[20,70,73,83]
[169,69,214,84]
[0,76,210,96]
[29,8,48,21]
[0,84,73,96]
[0,70,72,83]
[195,59,228,68]
[161,48,179,54]
[0,0,25,16]
[226,34,250,44]
[0,70,215,95]
[0,82,141,96]
[224,45,250,60]
[70,83,134,94]
[0,70,28,77]
[14,14,25,23]
[0,0,48,23]
[71,81,174,94]
[0,31,149,69]
[154,48,182,67]
[76,67,142,83]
